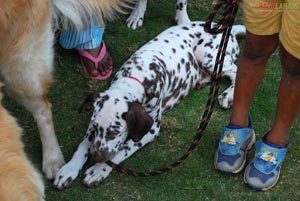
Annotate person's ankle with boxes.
[229,116,251,128]
[87,46,101,58]
[264,131,289,148]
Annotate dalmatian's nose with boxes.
[91,152,107,163]
[95,140,101,149]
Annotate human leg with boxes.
[230,32,279,128]
[266,0,300,146]
[244,46,300,191]
[267,45,300,146]
[243,0,300,190]
[60,23,113,79]
[214,0,283,174]
[214,32,279,174]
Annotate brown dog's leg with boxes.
[2,21,65,179]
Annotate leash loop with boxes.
[106,0,241,177]
[204,0,240,34]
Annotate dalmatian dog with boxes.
[127,0,191,29]
[53,21,245,189]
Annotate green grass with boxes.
[4,0,300,200]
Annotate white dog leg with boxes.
[218,64,237,109]
[83,124,160,187]
[53,138,91,189]
[175,0,191,24]
[126,0,147,29]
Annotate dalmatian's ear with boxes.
[122,102,153,142]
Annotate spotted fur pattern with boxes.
[53,21,245,189]
[126,0,191,29]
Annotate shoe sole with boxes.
[215,130,256,174]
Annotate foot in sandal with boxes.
[78,41,113,80]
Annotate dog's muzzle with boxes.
[90,141,115,163]
[91,152,112,163]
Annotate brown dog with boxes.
[0,0,132,179]
[0,83,44,201]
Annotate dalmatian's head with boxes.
[86,90,153,163]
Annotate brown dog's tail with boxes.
[51,0,134,31]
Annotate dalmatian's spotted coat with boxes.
[53,21,245,189]
[127,0,191,29]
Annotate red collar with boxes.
[125,76,146,96]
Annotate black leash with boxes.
[105,0,241,176]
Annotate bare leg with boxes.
[267,45,300,146]
[230,32,279,127]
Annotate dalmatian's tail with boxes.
[51,0,134,31]
[231,25,246,37]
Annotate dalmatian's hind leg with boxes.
[218,63,237,109]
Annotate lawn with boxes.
[4,0,300,200]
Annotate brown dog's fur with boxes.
[0,83,44,201]
[0,0,133,179]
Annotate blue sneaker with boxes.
[244,135,288,191]
[214,120,256,174]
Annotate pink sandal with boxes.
[78,42,113,80]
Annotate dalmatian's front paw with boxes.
[126,1,146,30]
[53,162,80,190]
[126,12,145,30]
[82,163,112,187]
